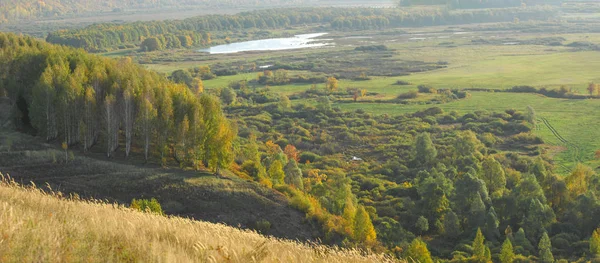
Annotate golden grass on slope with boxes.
[0,173,397,263]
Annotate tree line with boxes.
[46,7,557,52]
[0,0,319,24]
[0,32,235,171]
[331,6,556,30]
[399,0,563,8]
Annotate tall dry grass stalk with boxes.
[0,173,398,263]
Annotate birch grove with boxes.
[0,32,236,171]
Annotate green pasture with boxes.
[398,50,600,92]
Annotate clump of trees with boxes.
[257,69,290,85]
[0,33,235,172]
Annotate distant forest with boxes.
[0,0,319,24]
[399,0,563,8]
[46,7,557,52]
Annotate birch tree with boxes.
[122,83,135,157]
[104,94,118,157]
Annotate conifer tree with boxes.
[443,210,461,239]
[414,132,437,165]
[592,228,600,257]
[522,198,555,243]
[415,216,429,235]
[342,197,356,237]
[268,160,285,185]
[473,228,486,260]
[484,246,492,263]
[353,206,377,244]
[405,238,433,263]
[284,159,303,189]
[500,238,515,263]
[484,207,501,242]
[538,232,554,263]
[514,228,535,256]
[481,156,506,195]
[469,194,487,229]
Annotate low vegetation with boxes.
[0,173,396,263]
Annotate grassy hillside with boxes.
[0,174,395,262]
[0,129,320,241]
[0,97,318,241]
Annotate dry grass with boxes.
[0,173,397,263]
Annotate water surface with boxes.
[200,33,330,54]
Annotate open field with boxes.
[201,47,600,94]
[0,175,396,263]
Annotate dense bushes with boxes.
[355,45,388,51]
[418,85,437,94]
[397,90,419,99]
[466,85,591,99]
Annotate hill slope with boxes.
[0,174,395,262]
[0,129,316,241]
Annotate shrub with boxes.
[510,133,544,144]
[254,219,272,234]
[452,90,471,99]
[299,152,321,164]
[413,107,444,118]
[509,86,538,93]
[355,45,388,51]
[214,68,238,76]
[130,198,164,215]
[395,80,411,85]
[397,90,418,99]
[417,85,437,94]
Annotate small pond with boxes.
[199,33,331,54]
